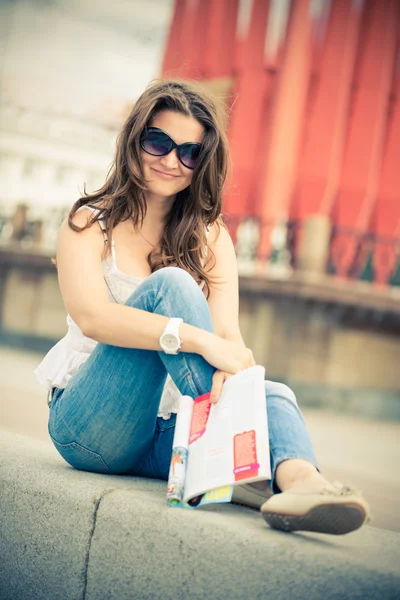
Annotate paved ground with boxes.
[1,347,399,533]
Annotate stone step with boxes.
[1,430,399,600]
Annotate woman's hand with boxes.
[210,370,233,404]
[199,334,255,377]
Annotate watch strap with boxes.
[163,317,183,335]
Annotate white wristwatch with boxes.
[159,318,183,355]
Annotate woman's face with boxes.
[140,109,204,198]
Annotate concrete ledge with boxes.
[1,430,400,600]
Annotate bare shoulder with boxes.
[204,221,236,276]
[58,206,105,255]
[207,221,233,248]
[55,205,110,332]
[63,206,91,228]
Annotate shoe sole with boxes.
[261,503,367,535]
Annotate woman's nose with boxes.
[160,148,179,169]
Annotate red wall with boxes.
[162,0,400,286]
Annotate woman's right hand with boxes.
[199,333,255,374]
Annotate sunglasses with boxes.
[140,127,202,170]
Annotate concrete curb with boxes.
[1,430,399,600]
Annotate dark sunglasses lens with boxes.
[141,130,171,156]
[180,144,201,169]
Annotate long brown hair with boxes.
[68,79,230,297]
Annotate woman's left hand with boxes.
[210,370,233,404]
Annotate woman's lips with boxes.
[151,168,179,180]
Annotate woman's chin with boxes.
[145,185,178,199]
[145,181,185,199]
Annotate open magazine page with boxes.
[183,365,270,504]
[167,395,232,509]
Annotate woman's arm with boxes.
[56,210,203,353]
[205,223,256,402]
[205,223,246,346]
[57,211,255,373]
[56,211,253,375]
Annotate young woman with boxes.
[35,79,371,535]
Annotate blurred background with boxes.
[0,0,399,531]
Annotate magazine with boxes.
[167,365,271,509]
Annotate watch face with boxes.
[163,333,179,351]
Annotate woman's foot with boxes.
[260,459,372,535]
[260,481,372,535]
[274,458,336,493]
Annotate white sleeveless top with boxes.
[35,205,208,420]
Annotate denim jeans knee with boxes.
[265,381,298,406]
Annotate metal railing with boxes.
[224,215,400,287]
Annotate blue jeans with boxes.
[48,267,319,493]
